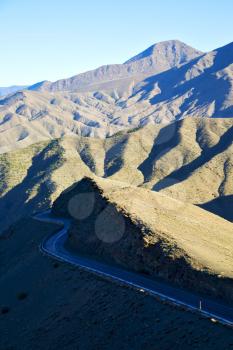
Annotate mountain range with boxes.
[0,85,28,97]
[1,39,233,348]
[0,116,232,233]
[1,39,233,153]
[29,40,202,92]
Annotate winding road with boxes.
[35,211,233,327]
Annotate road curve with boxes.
[35,211,233,327]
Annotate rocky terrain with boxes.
[0,117,232,234]
[0,40,233,152]
[29,40,202,92]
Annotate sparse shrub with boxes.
[17,292,28,301]
[53,262,59,268]
[1,306,10,314]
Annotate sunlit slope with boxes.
[0,117,233,233]
[52,176,233,301]
[0,42,233,152]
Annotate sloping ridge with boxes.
[1,42,233,151]
[135,41,233,119]
[0,85,28,97]
[29,40,203,93]
[0,117,233,233]
[52,176,233,302]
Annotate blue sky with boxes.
[1,0,233,86]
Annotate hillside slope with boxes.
[52,176,233,302]
[30,40,202,93]
[0,117,232,233]
[1,218,233,350]
[0,42,232,150]
[1,41,233,151]
[132,41,233,119]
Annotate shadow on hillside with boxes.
[58,178,233,305]
[52,177,233,305]
[104,136,128,177]
[0,140,64,233]
[199,195,233,222]
[138,120,183,182]
[135,44,233,118]
[153,125,233,191]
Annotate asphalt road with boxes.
[35,211,233,327]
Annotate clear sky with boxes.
[1,0,233,86]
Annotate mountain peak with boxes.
[124,39,203,65]
[29,40,203,93]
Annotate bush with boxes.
[17,292,28,301]
[1,306,10,314]
[53,262,59,268]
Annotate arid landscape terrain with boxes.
[0,40,233,153]
[1,218,233,350]
[0,116,232,234]
[52,176,233,301]
[1,16,233,348]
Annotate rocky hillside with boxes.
[52,176,233,302]
[29,40,202,93]
[1,40,233,151]
[0,117,232,233]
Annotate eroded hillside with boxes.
[52,177,233,302]
[0,117,233,233]
[0,41,233,152]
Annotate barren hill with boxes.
[0,117,232,233]
[52,176,233,302]
[30,40,202,93]
[1,41,233,152]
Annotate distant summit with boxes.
[0,85,28,97]
[124,39,203,66]
[29,40,203,93]
[0,40,233,152]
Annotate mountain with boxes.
[132,41,233,119]
[0,117,232,233]
[125,39,202,65]
[29,40,202,93]
[0,41,233,152]
[1,40,233,350]
[0,85,28,97]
